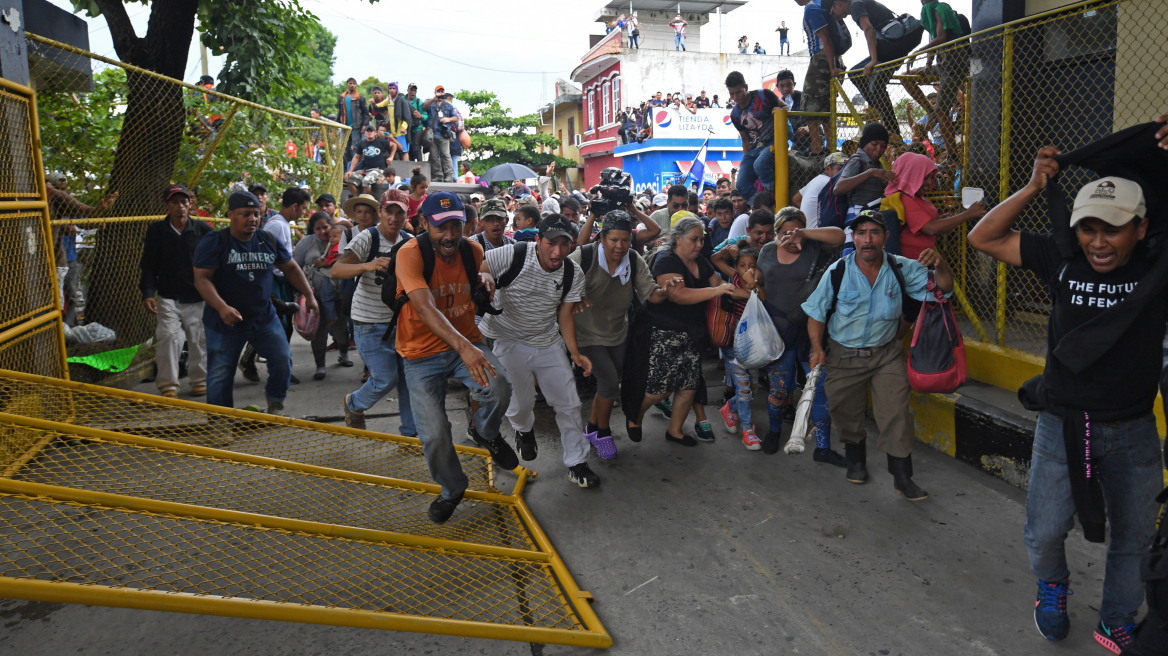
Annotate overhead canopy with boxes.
[597,0,748,15]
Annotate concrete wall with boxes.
[618,50,809,108]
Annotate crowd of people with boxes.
[128,29,1168,648]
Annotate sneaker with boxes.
[567,462,601,488]
[1034,580,1072,641]
[1094,620,1135,654]
[470,426,519,471]
[338,351,353,367]
[515,429,537,461]
[428,493,463,523]
[266,401,285,417]
[742,426,761,451]
[161,389,178,399]
[190,384,206,396]
[313,366,326,381]
[653,400,673,419]
[761,430,782,455]
[343,394,366,430]
[720,401,739,433]
[694,420,715,442]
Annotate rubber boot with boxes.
[844,440,868,483]
[888,453,929,501]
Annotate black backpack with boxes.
[817,153,862,230]
[365,226,415,310]
[493,241,576,304]
[823,252,922,333]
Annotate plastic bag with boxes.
[733,291,784,369]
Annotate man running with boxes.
[480,214,600,488]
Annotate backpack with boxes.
[906,268,966,393]
[823,252,922,333]
[816,155,861,230]
[365,226,415,311]
[493,241,576,304]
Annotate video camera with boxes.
[589,167,635,215]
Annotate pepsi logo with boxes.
[722,115,733,126]
[655,110,672,128]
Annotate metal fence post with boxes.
[774,107,788,205]
[995,27,1014,347]
[828,76,838,152]
[186,102,242,190]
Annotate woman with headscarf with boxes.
[569,211,676,457]
[884,151,985,259]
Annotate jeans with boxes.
[451,154,459,181]
[204,312,290,408]
[780,38,790,55]
[348,323,416,436]
[767,349,830,447]
[847,57,898,136]
[403,343,512,500]
[630,32,640,49]
[727,356,759,428]
[675,33,686,50]
[1024,411,1163,626]
[408,130,424,162]
[735,144,775,204]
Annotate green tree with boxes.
[272,23,343,117]
[454,90,575,174]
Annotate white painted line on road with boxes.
[755,516,771,526]
[624,576,658,596]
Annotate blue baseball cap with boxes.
[420,191,466,225]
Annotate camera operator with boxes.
[578,168,661,252]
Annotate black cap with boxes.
[845,209,887,230]
[538,213,574,241]
[859,122,890,149]
[315,193,337,206]
[248,183,268,195]
[163,184,190,201]
[228,191,261,211]
[198,75,214,86]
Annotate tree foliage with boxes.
[272,23,343,117]
[454,90,576,174]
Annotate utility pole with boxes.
[200,42,209,77]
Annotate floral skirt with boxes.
[646,328,702,395]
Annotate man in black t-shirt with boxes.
[346,126,397,196]
[845,0,917,135]
[968,147,1166,651]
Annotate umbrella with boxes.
[480,163,539,184]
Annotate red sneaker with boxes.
[742,426,761,451]
[720,401,739,433]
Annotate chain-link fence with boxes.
[27,33,349,383]
[781,0,1167,358]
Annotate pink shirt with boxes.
[899,194,940,260]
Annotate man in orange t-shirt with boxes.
[397,191,516,524]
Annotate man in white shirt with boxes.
[793,151,848,228]
[727,190,776,240]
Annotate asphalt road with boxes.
[0,336,1120,655]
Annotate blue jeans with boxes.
[1024,411,1163,626]
[726,354,758,428]
[766,349,830,447]
[735,144,775,205]
[204,312,290,408]
[403,343,512,500]
[348,323,416,436]
[675,33,686,50]
[780,38,790,55]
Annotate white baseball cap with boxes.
[1070,176,1146,227]
[652,193,668,207]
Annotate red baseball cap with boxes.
[163,184,190,201]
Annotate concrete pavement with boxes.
[0,336,1122,655]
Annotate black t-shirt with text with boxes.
[1019,231,1167,418]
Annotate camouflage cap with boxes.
[479,198,509,220]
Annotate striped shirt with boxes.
[471,232,515,327]
[342,227,407,324]
[480,243,584,349]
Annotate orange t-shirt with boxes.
[395,238,483,360]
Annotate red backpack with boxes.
[907,270,966,393]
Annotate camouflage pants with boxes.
[802,51,844,113]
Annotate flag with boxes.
[686,133,711,189]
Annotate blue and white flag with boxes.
[686,133,711,189]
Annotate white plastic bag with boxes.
[733,290,784,369]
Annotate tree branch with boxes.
[92,0,141,61]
